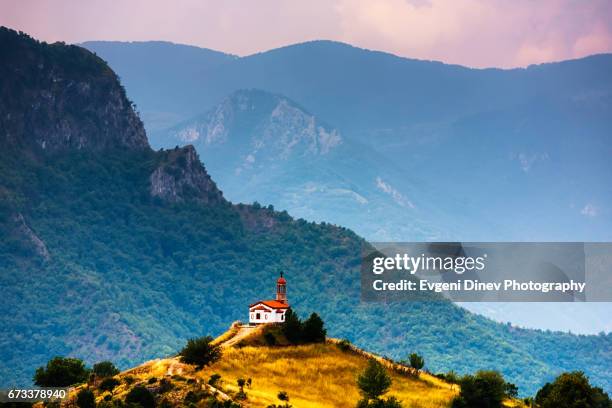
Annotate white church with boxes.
[249,272,290,324]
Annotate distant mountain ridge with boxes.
[84,38,612,335]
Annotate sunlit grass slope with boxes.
[197,342,457,408]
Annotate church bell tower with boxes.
[276,272,287,304]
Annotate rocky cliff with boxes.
[0,27,148,153]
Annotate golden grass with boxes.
[197,343,457,408]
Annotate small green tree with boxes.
[125,386,155,408]
[301,313,326,343]
[504,382,519,398]
[76,388,95,408]
[98,377,120,393]
[92,361,119,378]
[278,391,289,401]
[281,309,302,343]
[33,357,90,387]
[408,353,424,376]
[209,373,222,387]
[452,370,506,408]
[236,378,247,400]
[535,371,611,408]
[179,336,222,368]
[357,360,392,400]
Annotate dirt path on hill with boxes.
[220,324,258,347]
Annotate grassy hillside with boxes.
[60,324,531,408]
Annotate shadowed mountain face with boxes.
[1,28,611,395]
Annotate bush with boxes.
[357,360,392,400]
[281,309,302,343]
[126,386,155,408]
[76,388,95,408]
[179,336,221,368]
[264,331,277,345]
[281,309,327,344]
[99,377,120,393]
[535,371,611,408]
[301,313,326,343]
[337,339,352,352]
[123,375,135,385]
[208,373,222,387]
[408,353,424,375]
[452,371,506,408]
[147,377,157,384]
[92,361,119,378]
[159,378,173,393]
[33,357,89,387]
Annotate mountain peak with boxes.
[169,88,341,161]
[0,26,149,154]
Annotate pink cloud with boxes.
[1,0,611,68]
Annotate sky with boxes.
[1,0,612,68]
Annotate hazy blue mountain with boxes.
[83,40,612,242]
[82,40,612,335]
[82,40,236,132]
[162,88,478,241]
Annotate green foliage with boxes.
[76,388,95,408]
[281,310,326,344]
[93,361,120,378]
[357,360,392,400]
[99,377,120,393]
[179,336,221,369]
[302,313,326,343]
[408,353,424,373]
[535,371,611,408]
[33,357,89,387]
[281,309,302,344]
[337,339,352,352]
[357,396,402,408]
[504,382,518,398]
[125,386,155,408]
[278,391,289,401]
[208,373,222,387]
[451,370,506,408]
[264,332,277,346]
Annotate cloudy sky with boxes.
[2,0,612,68]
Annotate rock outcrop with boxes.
[150,145,224,204]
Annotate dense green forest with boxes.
[0,27,611,395]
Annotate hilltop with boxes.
[60,324,466,408]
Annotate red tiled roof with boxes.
[249,300,289,309]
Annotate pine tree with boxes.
[302,313,326,343]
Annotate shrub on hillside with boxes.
[125,386,155,408]
[302,313,326,343]
[76,389,95,408]
[357,360,392,400]
[92,361,119,378]
[179,336,221,368]
[98,377,120,393]
[451,370,506,408]
[535,371,611,408]
[280,310,327,344]
[337,339,352,352]
[281,309,302,343]
[33,357,90,387]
